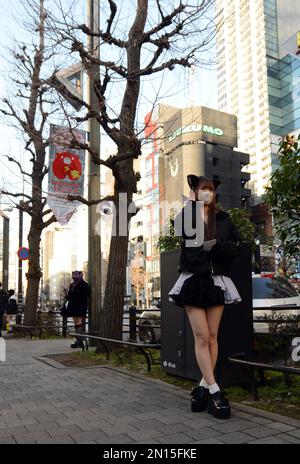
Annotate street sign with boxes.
[17,247,29,261]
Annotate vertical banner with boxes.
[48,125,86,225]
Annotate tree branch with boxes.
[71,39,127,77]
[1,99,28,132]
[42,208,52,217]
[43,214,57,229]
[66,194,116,206]
[106,151,140,168]
[137,52,196,77]
[142,3,185,42]
[77,26,126,48]
[1,190,32,202]
[5,155,32,177]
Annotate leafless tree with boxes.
[0,0,61,325]
[2,0,215,338]
[46,0,217,340]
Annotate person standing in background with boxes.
[5,290,18,334]
[65,271,89,349]
[0,283,8,337]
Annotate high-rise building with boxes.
[42,229,54,287]
[129,132,161,302]
[156,104,250,211]
[216,0,300,202]
[41,225,72,303]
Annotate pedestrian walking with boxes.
[168,175,242,420]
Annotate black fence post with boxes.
[129,305,137,342]
[62,316,67,338]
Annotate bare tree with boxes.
[47,0,216,340]
[0,0,59,325]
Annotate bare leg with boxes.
[206,305,224,373]
[185,305,216,385]
[72,317,85,347]
[73,316,83,326]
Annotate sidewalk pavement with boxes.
[1,338,300,444]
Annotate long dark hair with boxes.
[194,177,220,240]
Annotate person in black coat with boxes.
[64,271,89,349]
[168,175,242,420]
[5,290,18,334]
[0,282,8,337]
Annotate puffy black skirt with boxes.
[6,308,18,315]
[61,303,87,318]
[169,272,225,309]
[68,307,87,318]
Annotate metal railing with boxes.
[228,304,300,399]
[228,352,300,401]
[123,307,161,342]
[11,307,162,343]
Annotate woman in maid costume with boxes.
[168,175,242,419]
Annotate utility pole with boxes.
[19,148,25,310]
[87,0,101,333]
[0,210,10,294]
[18,203,23,309]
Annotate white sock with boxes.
[208,383,220,395]
[199,378,209,389]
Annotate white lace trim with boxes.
[168,272,242,305]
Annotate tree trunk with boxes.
[99,157,135,342]
[101,234,129,340]
[96,2,147,343]
[23,222,43,326]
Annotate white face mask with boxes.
[198,189,214,204]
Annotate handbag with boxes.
[60,300,70,317]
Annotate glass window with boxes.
[252,277,299,299]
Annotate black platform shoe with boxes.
[191,386,209,412]
[70,339,84,350]
[207,390,231,419]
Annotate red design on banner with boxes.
[52,152,82,180]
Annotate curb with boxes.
[231,402,300,428]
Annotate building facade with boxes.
[157,104,250,212]
[41,225,72,305]
[129,120,161,303]
[216,0,300,201]
[127,104,250,305]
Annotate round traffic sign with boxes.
[17,247,30,260]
